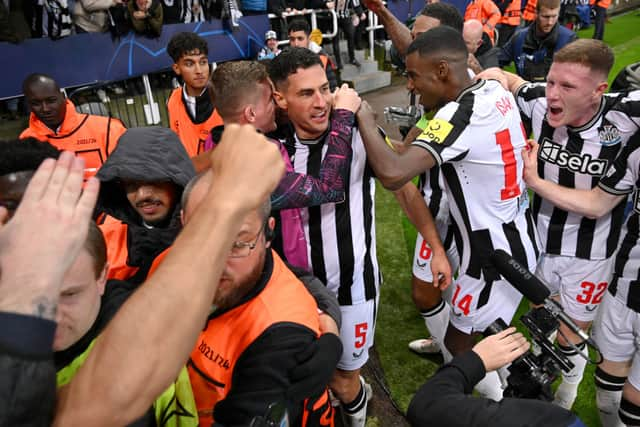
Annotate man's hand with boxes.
[473,327,530,372]
[208,124,285,216]
[356,100,377,124]
[0,152,99,319]
[362,0,384,14]
[475,67,508,89]
[430,249,452,290]
[333,83,361,113]
[521,139,541,189]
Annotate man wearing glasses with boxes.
[180,170,341,427]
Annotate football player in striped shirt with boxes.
[480,39,640,410]
[359,26,539,401]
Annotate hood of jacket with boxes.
[96,126,196,225]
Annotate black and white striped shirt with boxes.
[413,79,539,290]
[599,133,640,312]
[286,128,380,306]
[516,84,640,260]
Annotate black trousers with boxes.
[332,16,356,68]
[592,5,606,40]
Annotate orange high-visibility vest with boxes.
[465,0,502,45]
[188,251,334,427]
[99,216,140,281]
[589,0,610,8]
[167,87,223,157]
[499,0,521,26]
[20,99,126,179]
[522,0,537,22]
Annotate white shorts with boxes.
[446,273,523,334]
[412,226,459,283]
[337,297,379,371]
[592,290,640,390]
[536,254,614,322]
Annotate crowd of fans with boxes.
[1,0,639,426]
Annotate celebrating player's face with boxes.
[545,62,606,128]
[405,52,445,113]
[276,65,333,139]
[252,81,277,133]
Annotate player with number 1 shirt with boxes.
[358,26,539,383]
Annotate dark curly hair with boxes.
[268,47,323,89]
[167,32,209,63]
[0,138,61,176]
[287,19,311,36]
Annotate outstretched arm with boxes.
[357,101,436,191]
[362,0,413,57]
[522,140,624,219]
[55,125,285,427]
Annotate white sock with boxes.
[595,367,625,427]
[420,299,450,351]
[554,342,588,409]
[474,370,504,401]
[343,377,371,427]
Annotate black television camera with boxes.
[485,309,574,401]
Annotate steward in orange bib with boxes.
[20,74,126,179]
[96,127,195,283]
[181,171,342,427]
[167,32,223,156]
[464,0,502,46]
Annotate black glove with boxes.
[287,333,343,399]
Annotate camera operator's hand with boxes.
[473,327,529,372]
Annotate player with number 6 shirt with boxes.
[358,26,539,401]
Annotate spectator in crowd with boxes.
[498,0,576,82]
[590,0,609,40]
[182,0,204,21]
[258,30,282,60]
[332,0,365,68]
[167,32,224,156]
[0,125,286,426]
[0,151,100,427]
[407,328,586,427]
[464,0,501,46]
[128,0,163,37]
[0,0,31,42]
[0,138,60,219]
[494,0,521,46]
[479,38,640,411]
[73,0,124,32]
[287,19,339,90]
[182,170,341,426]
[463,19,499,69]
[95,126,195,283]
[200,60,359,270]
[160,0,182,23]
[53,222,199,426]
[20,74,127,179]
[522,0,537,24]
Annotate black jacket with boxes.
[407,351,586,427]
[0,313,57,427]
[96,126,196,284]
